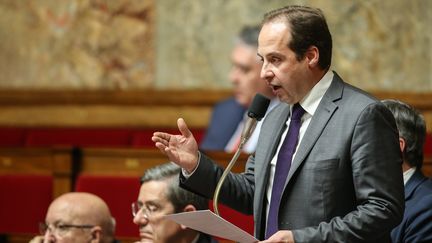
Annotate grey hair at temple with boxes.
[140,162,209,212]
[382,99,426,168]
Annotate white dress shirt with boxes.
[403,167,416,185]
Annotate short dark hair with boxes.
[382,99,426,168]
[262,5,332,70]
[140,162,209,212]
[238,25,261,47]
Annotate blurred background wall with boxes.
[0,0,430,91]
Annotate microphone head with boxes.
[247,93,271,121]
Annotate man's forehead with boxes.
[138,180,170,200]
[258,23,291,55]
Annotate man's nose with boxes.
[133,212,150,225]
[43,232,55,243]
[229,68,240,83]
[260,64,272,80]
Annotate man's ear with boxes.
[306,46,319,67]
[90,226,102,243]
[179,204,197,230]
[399,137,406,154]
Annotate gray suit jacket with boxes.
[181,72,404,242]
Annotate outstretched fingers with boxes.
[177,118,192,138]
[152,132,171,148]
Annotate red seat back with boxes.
[0,128,27,147]
[424,134,432,156]
[131,128,206,147]
[0,174,53,234]
[74,175,140,238]
[25,128,133,147]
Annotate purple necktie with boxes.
[266,103,305,239]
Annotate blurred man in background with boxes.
[200,25,278,154]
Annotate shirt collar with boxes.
[403,167,416,185]
[298,70,333,116]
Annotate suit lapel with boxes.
[257,103,290,195]
[286,73,344,184]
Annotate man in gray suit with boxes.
[152,5,404,243]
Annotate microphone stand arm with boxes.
[212,119,257,216]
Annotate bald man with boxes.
[30,192,117,243]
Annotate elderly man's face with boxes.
[42,200,97,243]
[133,180,182,243]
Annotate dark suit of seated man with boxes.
[383,99,432,243]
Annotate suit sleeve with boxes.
[180,152,256,214]
[292,103,405,243]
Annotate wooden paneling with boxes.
[0,90,232,106]
[0,147,73,198]
[78,148,249,176]
[0,90,431,131]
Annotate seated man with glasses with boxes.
[31,192,118,243]
[133,162,218,243]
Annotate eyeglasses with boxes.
[131,201,159,219]
[39,222,94,237]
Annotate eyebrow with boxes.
[258,51,285,59]
[141,199,163,206]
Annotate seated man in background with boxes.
[382,99,432,243]
[200,25,278,154]
[30,192,117,243]
[132,162,218,243]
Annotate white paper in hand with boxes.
[165,210,257,243]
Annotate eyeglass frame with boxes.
[39,222,95,237]
[131,201,159,219]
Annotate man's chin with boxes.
[139,233,154,243]
[139,239,153,243]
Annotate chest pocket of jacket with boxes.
[302,158,348,181]
[303,158,340,170]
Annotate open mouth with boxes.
[271,85,281,93]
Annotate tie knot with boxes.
[291,103,305,121]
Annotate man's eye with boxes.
[240,67,251,73]
[57,225,68,230]
[147,204,159,212]
[270,57,280,63]
[256,55,263,63]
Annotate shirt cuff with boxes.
[181,151,201,179]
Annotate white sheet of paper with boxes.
[165,210,257,243]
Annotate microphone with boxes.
[213,93,270,216]
[239,93,271,150]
